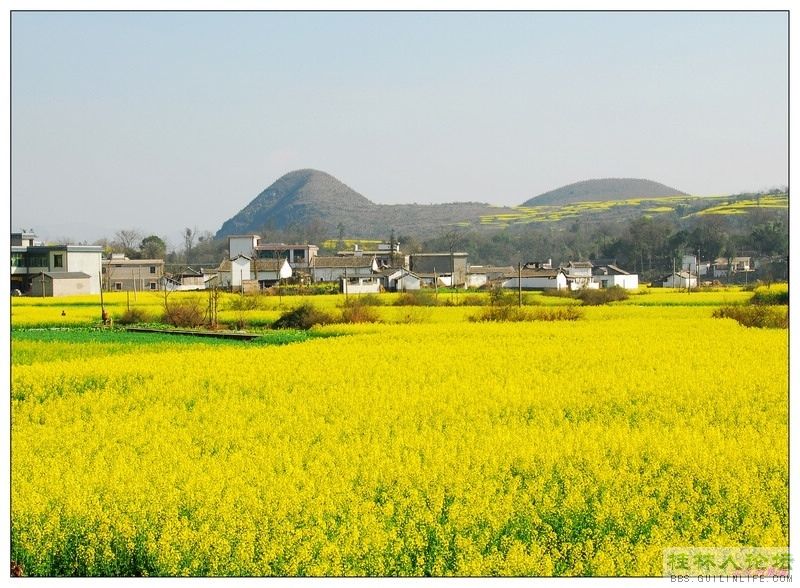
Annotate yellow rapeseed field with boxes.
[10,293,788,576]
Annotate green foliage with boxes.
[393,291,440,307]
[470,305,583,322]
[342,294,384,307]
[226,294,265,311]
[750,286,789,306]
[712,305,788,329]
[272,304,335,330]
[575,286,630,306]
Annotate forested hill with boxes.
[522,178,688,206]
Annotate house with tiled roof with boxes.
[310,256,378,283]
[501,267,568,291]
[592,264,639,290]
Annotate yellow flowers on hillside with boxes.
[11,306,788,576]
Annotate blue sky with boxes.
[10,11,788,244]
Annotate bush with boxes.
[116,307,152,325]
[460,294,488,306]
[393,291,440,306]
[272,304,335,330]
[575,286,629,306]
[712,305,788,329]
[750,287,789,306]
[226,294,264,311]
[342,294,384,307]
[470,305,583,322]
[340,302,381,324]
[162,299,206,328]
[541,289,574,298]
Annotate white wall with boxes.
[65,250,102,294]
[231,257,251,287]
[502,274,567,290]
[229,236,258,260]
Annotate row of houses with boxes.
[10,231,766,297]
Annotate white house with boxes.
[311,256,378,282]
[501,268,568,291]
[214,254,253,288]
[592,264,639,290]
[563,261,595,290]
[381,268,421,291]
[341,276,382,294]
[11,236,103,294]
[662,271,697,288]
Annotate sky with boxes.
[9,10,789,246]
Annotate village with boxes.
[11,230,763,297]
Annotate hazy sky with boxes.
[10,11,788,244]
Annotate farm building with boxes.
[102,255,164,292]
[311,256,378,283]
[28,272,93,297]
[338,241,407,269]
[409,253,468,287]
[342,276,382,294]
[592,264,639,290]
[501,268,568,291]
[227,234,318,270]
[661,271,697,288]
[563,261,596,290]
[380,268,421,291]
[216,256,292,289]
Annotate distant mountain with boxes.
[522,178,688,207]
[216,169,375,238]
[216,169,515,240]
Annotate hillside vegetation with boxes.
[521,178,688,207]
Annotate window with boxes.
[149,266,156,274]
[114,282,122,291]
[10,253,23,267]
[28,254,48,267]
[53,254,64,268]
[149,281,157,290]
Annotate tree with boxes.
[183,227,197,260]
[114,229,143,258]
[140,235,167,259]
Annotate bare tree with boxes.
[183,226,198,261]
[114,229,143,257]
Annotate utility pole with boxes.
[518,262,522,307]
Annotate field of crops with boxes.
[10,288,788,576]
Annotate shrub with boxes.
[162,299,206,328]
[342,294,384,307]
[340,302,381,324]
[470,305,583,322]
[712,305,788,329]
[272,304,335,330]
[226,294,264,311]
[393,291,439,307]
[116,308,152,325]
[750,287,789,306]
[460,294,488,306]
[576,286,629,306]
[531,306,584,321]
[541,289,574,298]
